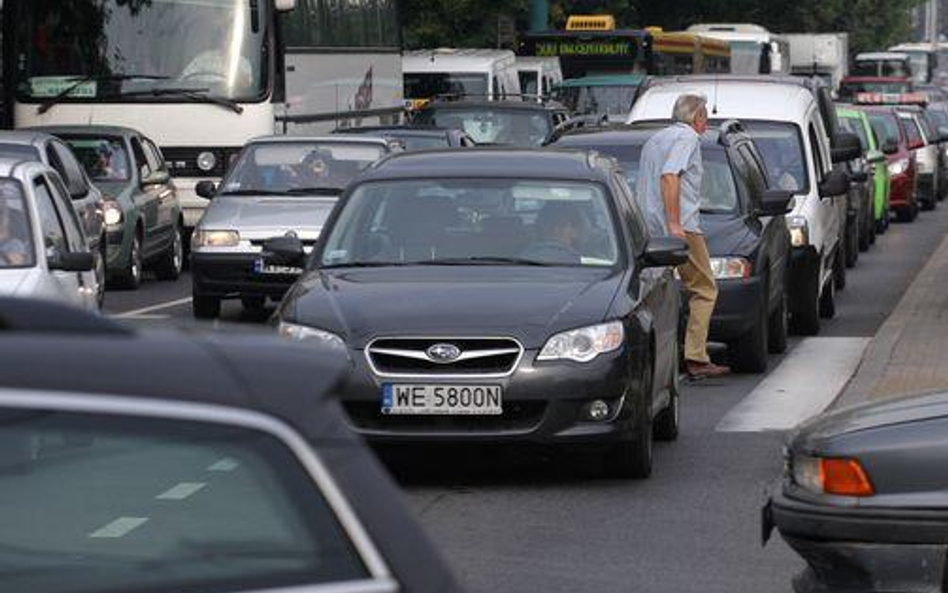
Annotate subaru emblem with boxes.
[427,343,461,363]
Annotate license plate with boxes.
[381,384,502,415]
[253,259,303,275]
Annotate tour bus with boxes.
[514,56,564,100]
[2,0,404,231]
[686,23,790,75]
[402,49,522,106]
[518,15,730,79]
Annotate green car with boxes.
[47,126,184,289]
[551,74,646,121]
[837,106,891,234]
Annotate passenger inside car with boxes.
[0,183,33,267]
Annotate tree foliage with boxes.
[401,0,929,55]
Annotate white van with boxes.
[514,56,564,100]
[402,49,521,104]
[629,77,852,335]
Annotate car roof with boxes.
[27,124,141,137]
[0,157,47,178]
[247,135,393,147]
[337,125,451,135]
[421,99,565,111]
[0,130,55,146]
[361,147,609,182]
[633,79,814,123]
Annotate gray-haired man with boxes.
[635,93,730,379]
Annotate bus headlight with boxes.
[788,215,809,247]
[196,151,217,172]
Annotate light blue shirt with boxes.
[635,122,703,236]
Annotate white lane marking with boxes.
[156,482,206,500]
[716,337,870,433]
[208,458,240,472]
[89,517,149,538]
[112,297,193,319]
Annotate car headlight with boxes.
[277,322,346,351]
[191,229,239,248]
[792,454,875,497]
[709,257,751,279]
[537,321,624,363]
[196,151,217,172]
[103,201,123,226]
[888,158,909,176]
[787,215,809,247]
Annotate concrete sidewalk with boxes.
[838,224,948,407]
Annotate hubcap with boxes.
[131,240,141,282]
[172,229,183,272]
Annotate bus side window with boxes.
[493,75,502,100]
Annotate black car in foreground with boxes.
[0,298,457,593]
[268,148,687,479]
[554,122,793,372]
[764,390,948,593]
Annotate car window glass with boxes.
[32,176,69,256]
[737,145,768,199]
[900,114,923,145]
[414,107,553,147]
[321,178,621,268]
[44,145,68,185]
[611,172,648,250]
[142,137,164,173]
[807,123,826,180]
[0,144,41,161]
[63,137,131,182]
[868,112,901,146]
[52,141,90,196]
[839,116,869,152]
[0,179,36,268]
[46,174,86,251]
[0,407,375,593]
[130,137,152,179]
[738,121,810,193]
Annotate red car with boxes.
[861,105,920,221]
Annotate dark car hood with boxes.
[701,213,757,257]
[792,390,948,450]
[282,266,624,349]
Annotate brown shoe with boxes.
[686,360,731,379]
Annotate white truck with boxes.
[786,33,850,94]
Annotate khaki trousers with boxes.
[677,232,718,364]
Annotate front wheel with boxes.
[603,349,653,479]
[115,233,143,290]
[789,261,820,336]
[155,223,184,281]
[653,340,680,442]
[834,244,847,290]
[729,296,768,373]
[768,289,789,354]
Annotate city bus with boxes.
[2,0,403,231]
[518,16,730,79]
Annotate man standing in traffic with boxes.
[636,92,730,379]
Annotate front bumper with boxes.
[191,252,301,299]
[337,345,644,445]
[708,276,762,342]
[766,488,948,593]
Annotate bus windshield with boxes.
[10,0,268,103]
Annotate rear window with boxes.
[0,179,36,269]
[0,406,374,593]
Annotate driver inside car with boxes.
[0,193,30,267]
[521,202,587,264]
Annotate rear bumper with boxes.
[767,489,948,593]
[889,172,915,209]
[708,276,762,342]
[191,252,299,299]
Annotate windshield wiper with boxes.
[37,74,170,115]
[218,188,289,197]
[117,87,244,114]
[281,187,344,196]
[319,261,412,269]
[416,256,551,266]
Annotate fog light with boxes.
[585,399,610,422]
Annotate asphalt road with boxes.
[104,204,948,593]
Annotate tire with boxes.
[155,222,184,281]
[819,277,836,319]
[859,209,872,252]
[768,288,789,354]
[789,262,820,336]
[844,217,858,269]
[729,295,768,374]
[834,243,847,291]
[603,348,653,479]
[95,237,106,309]
[192,294,221,319]
[896,206,914,222]
[653,340,680,442]
[876,213,888,234]
[115,232,143,290]
[241,296,266,312]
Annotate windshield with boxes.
[221,142,387,195]
[387,133,451,151]
[740,121,809,193]
[0,406,371,593]
[415,108,552,146]
[12,0,268,103]
[852,59,911,77]
[0,180,35,269]
[320,179,620,267]
[839,116,870,152]
[552,85,638,118]
[62,136,131,183]
[404,72,488,100]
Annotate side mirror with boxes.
[866,149,885,164]
[818,169,850,198]
[263,235,306,267]
[882,139,899,155]
[758,189,793,216]
[641,236,689,268]
[142,170,170,187]
[831,132,862,163]
[195,180,217,199]
[851,170,869,183]
[48,251,94,272]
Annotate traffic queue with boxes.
[5,14,948,593]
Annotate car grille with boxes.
[162,146,242,178]
[342,401,546,433]
[366,337,523,377]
